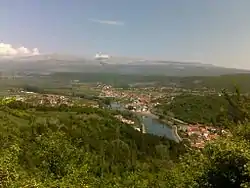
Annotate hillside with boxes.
[156,94,229,124]
[0,101,185,187]
[173,74,250,91]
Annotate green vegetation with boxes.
[166,134,250,187]
[1,91,250,187]
[165,88,250,187]
[49,72,250,91]
[156,87,250,127]
[0,101,186,187]
[2,72,250,95]
[157,94,228,124]
[177,74,250,92]
[3,73,250,186]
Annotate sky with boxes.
[1,0,250,69]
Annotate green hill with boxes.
[157,95,228,124]
[0,102,185,187]
[177,74,250,91]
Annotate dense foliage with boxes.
[0,102,185,187]
[165,88,250,187]
[157,94,228,124]
[157,87,250,127]
[166,135,250,188]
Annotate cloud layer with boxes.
[89,19,124,26]
[0,43,40,57]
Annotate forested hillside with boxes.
[1,90,250,187]
[156,87,250,126]
[0,101,185,187]
[157,95,228,124]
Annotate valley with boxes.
[0,68,250,187]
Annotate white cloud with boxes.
[0,43,40,57]
[89,19,124,26]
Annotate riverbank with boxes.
[110,102,181,142]
[135,111,183,143]
[129,109,185,143]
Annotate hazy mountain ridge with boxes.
[0,54,249,76]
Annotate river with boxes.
[110,102,179,142]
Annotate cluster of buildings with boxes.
[5,91,76,107]
[99,85,165,112]
[35,94,72,106]
[114,115,135,125]
[114,115,147,133]
[3,91,103,110]
[99,86,120,98]
[183,124,229,148]
[10,93,73,107]
[125,98,150,113]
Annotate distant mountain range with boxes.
[0,54,249,76]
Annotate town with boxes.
[0,82,231,149]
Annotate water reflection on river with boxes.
[110,102,177,141]
[141,116,177,141]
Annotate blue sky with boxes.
[1,0,250,68]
